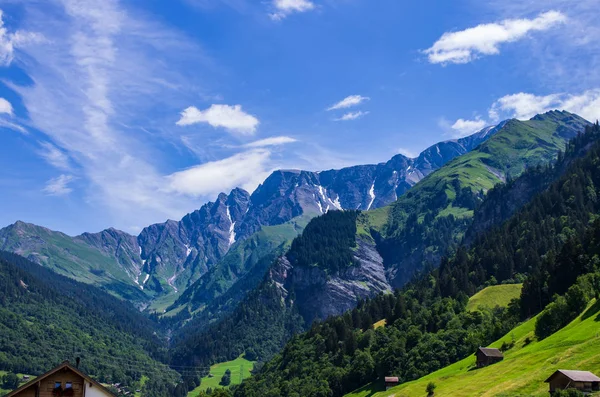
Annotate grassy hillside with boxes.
[0,222,148,303]
[380,112,589,287]
[346,300,600,397]
[466,284,522,312]
[187,356,254,395]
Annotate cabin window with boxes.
[54,381,62,388]
[65,382,73,389]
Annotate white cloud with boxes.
[0,98,13,115]
[489,90,600,122]
[0,9,43,66]
[166,149,273,196]
[244,136,297,148]
[176,104,259,135]
[335,111,369,121]
[270,0,315,20]
[43,174,75,196]
[7,0,220,229]
[397,147,417,158]
[327,95,370,111]
[451,118,487,137]
[0,119,27,134]
[424,11,567,64]
[37,141,71,171]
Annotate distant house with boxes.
[545,370,600,394]
[475,347,504,368]
[5,361,116,397]
[385,377,400,390]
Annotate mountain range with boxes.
[0,110,598,397]
[0,118,505,311]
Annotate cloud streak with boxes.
[243,136,297,148]
[327,95,370,111]
[166,149,273,196]
[424,11,567,64]
[43,174,75,196]
[335,111,369,121]
[0,9,43,66]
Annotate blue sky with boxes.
[0,0,599,235]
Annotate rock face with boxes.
[0,125,501,302]
[270,237,390,323]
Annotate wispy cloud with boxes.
[327,95,370,111]
[450,118,487,137]
[0,9,44,66]
[489,90,600,122]
[270,0,315,20]
[335,111,369,121]
[43,174,75,196]
[37,141,71,171]
[0,97,13,115]
[176,104,259,135]
[166,149,273,196]
[0,119,27,134]
[6,0,223,228]
[424,11,567,64]
[397,147,417,158]
[243,136,297,148]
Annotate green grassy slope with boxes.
[187,356,255,395]
[0,222,148,302]
[466,284,523,311]
[388,113,589,233]
[346,300,600,397]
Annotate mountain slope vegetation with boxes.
[347,297,600,397]
[229,121,600,397]
[0,251,178,396]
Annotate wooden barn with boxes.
[5,361,115,397]
[385,377,400,390]
[545,370,600,394]
[475,347,504,368]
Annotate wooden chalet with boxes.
[385,377,400,390]
[5,361,115,397]
[545,370,600,394]
[475,347,504,368]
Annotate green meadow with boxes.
[345,300,600,397]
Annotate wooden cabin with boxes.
[385,377,400,390]
[475,347,504,368]
[5,361,115,397]
[545,370,600,394]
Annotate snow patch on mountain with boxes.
[367,182,376,210]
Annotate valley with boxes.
[1,112,599,397]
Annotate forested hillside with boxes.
[380,111,589,287]
[231,121,600,397]
[0,252,179,396]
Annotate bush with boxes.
[426,382,436,396]
[2,373,20,390]
[552,389,584,397]
[220,369,232,386]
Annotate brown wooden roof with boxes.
[545,370,600,383]
[385,377,399,383]
[477,347,503,358]
[4,361,116,397]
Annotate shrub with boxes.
[426,382,436,396]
